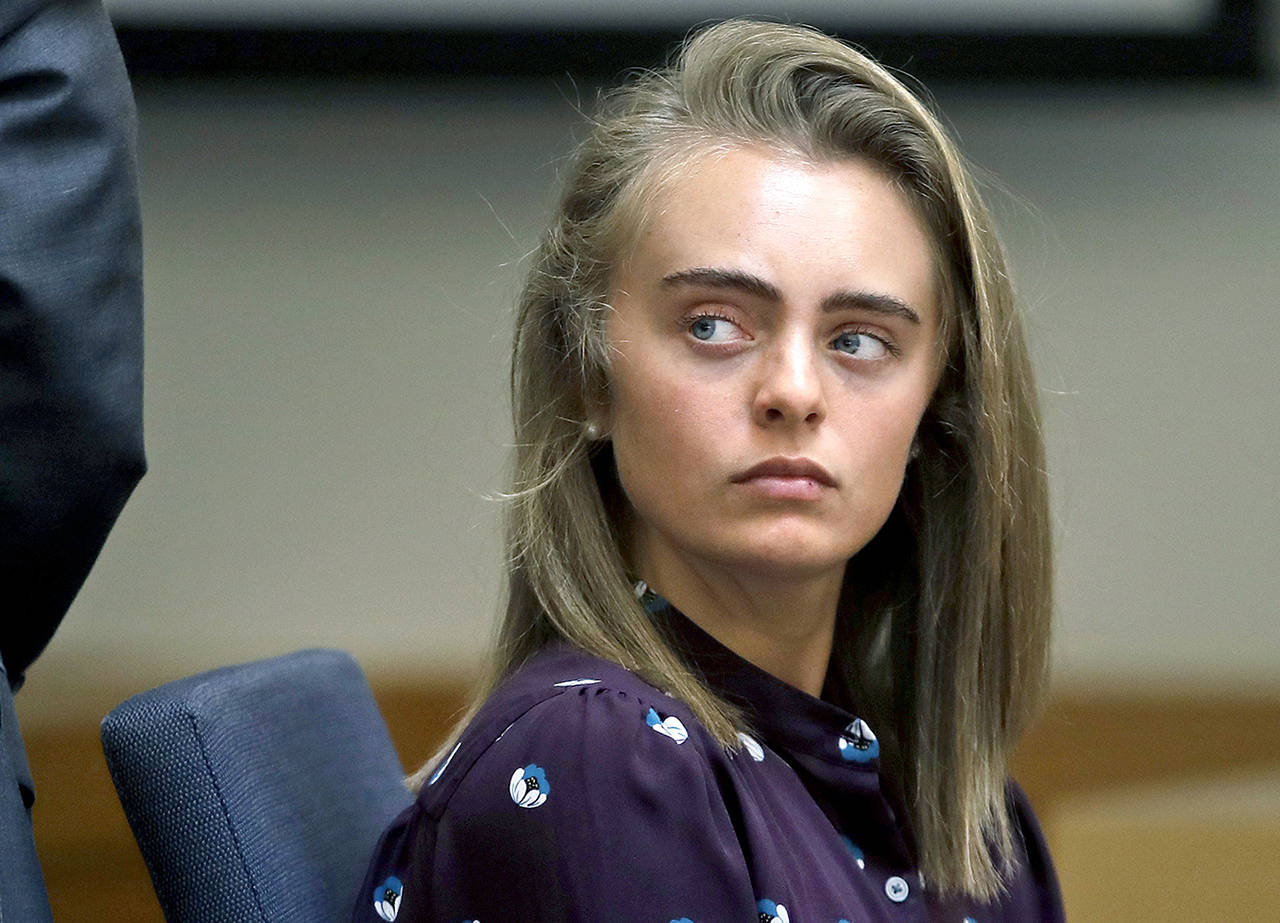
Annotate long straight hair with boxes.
[410,19,1052,900]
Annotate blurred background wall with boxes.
[14,1,1280,920]
[23,71,1280,705]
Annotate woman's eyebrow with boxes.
[660,266,920,325]
[821,290,920,325]
[661,266,780,300]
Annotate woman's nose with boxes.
[752,336,825,427]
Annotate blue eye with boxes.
[833,330,889,359]
[689,315,738,343]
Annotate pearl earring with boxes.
[584,420,602,441]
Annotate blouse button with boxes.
[884,876,909,903]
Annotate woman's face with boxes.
[603,147,941,585]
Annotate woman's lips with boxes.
[731,456,837,500]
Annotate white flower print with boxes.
[372,876,403,922]
[508,763,550,808]
[645,707,689,744]
[736,732,765,762]
[837,717,880,763]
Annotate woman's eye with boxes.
[688,315,740,343]
[832,330,890,360]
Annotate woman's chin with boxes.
[707,542,854,585]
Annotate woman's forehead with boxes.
[611,147,939,324]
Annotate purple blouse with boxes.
[353,596,1064,923]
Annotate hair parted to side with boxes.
[409,19,1052,901]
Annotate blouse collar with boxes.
[629,583,913,862]
[638,583,883,775]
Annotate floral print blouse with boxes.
[352,594,1064,923]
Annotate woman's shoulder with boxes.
[415,643,718,817]
[354,645,757,922]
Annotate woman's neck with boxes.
[636,541,845,697]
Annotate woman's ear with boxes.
[583,380,613,441]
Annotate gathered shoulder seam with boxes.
[415,655,700,818]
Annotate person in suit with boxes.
[0,0,144,917]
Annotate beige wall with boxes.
[18,77,1280,719]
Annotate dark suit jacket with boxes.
[0,0,144,917]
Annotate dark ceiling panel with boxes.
[115,1,1267,83]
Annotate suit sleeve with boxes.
[0,0,145,686]
[355,686,758,923]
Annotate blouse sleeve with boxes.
[356,684,758,923]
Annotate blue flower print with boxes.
[757,898,790,923]
[839,835,866,869]
[646,707,689,744]
[508,763,550,808]
[670,918,696,923]
[837,717,880,763]
[372,876,403,922]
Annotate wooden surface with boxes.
[23,680,1280,922]
[1051,770,1280,921]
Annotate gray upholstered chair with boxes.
[101,648,412,922]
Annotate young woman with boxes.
[355,19,1060,923]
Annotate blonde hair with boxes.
[411,19,1052,901]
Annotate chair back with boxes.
[101,648,412,922]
